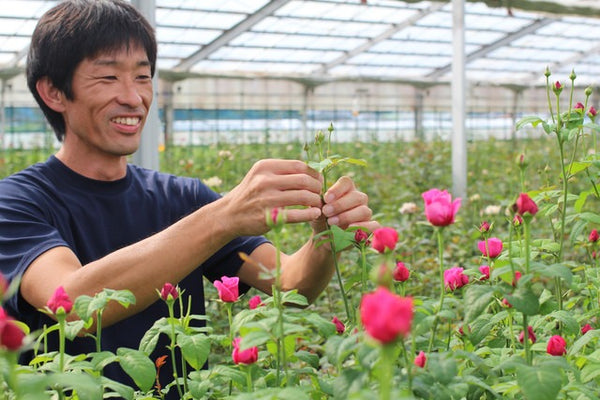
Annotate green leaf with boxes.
[295,349,319,369]
[139,317,168,355]
[516,116,544,131]
[568,329,600,356]
[516,364,563,400]
[302,312,337,338]
[581,362,600,383]
[428,353,458,385]
[505,287,540,316]
[100,376,135,400]
[239,329,272,349]
[574,189,593,213]
[568,161,591,176]
[117,347,156,392]
[579,212,600,225]
[307,159,332,173]
[534,263,572,287]
[73,295,94,321]
[281,290,309,307]
[547,310,579,335]
[464,285,495,323]
[330,224,356,251]
[177,333,210,370]
[64,320,85,340]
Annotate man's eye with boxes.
[101,76,117,80]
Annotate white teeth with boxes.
[112,117,140,126]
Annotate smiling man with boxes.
[0,0,378,397]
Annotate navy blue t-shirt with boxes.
[0,155,267,392]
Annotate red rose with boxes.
[547,335,567,356]
[414,351,426,368]
[232,337,258,364]
[478,237,503,258]
[248,295,262,310]
[0,307,25,351]
[581,323,593,335]
[46,286,73,314]
[479,265,490,281]
[519,326,536,344]
[159,282,178,301]
[514,193,538,216]
[393,261,410,282]
[443,267,469,291]
[360,287,413,344]
[589,229,599,243]
[371,227,398,253]
[214,276,239,302]
[354,229,370,244]
[422,188,461,227]
[332,316,345,334]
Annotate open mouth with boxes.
[111,117,141,126]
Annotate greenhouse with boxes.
[1,0,600,399]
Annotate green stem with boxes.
[360,244,368,295]
[428,228,445,352]
[272,233,287,386]
[167,303,184,399]
[58,315,66,373]
[379,344,394,400]
[245,365,254,392]
[95,310,103,353]
[400,340,413,394]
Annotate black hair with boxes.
[26,0,157,141]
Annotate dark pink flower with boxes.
[589,229,599,243]
[354,229,370,244]
[422,188,461,227]
[271,208,280,225]
[443,267,469,291]
[513,214,523,226]
[581,323,593,335]
[159,282,178,301]
[46,286,73,314]
[553,81,562,92]
[214,276,239,302]
[414,351,426,368]
[502,298,512,308]
[479,265,490,280]
[360,287,413,343]
[588,106,597,120]
[513,271,522,287]
[547,335,567,356]
[0,307,25,351]
[248,295,262,310]
[478,237,503,258]
[332,316,345,334]
[479,221,490,233]
[393,261,410,282]
[232,337,258,364]
[575,102,585,110]
[371,227,398,253]
[514,193,538,216]
[519,326,536,344]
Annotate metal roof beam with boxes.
[315,2,446,75]
[174,0,292,71]
[427,17,554,79]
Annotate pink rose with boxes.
[546,335,567,356]
[393,261,410,282]
[478,221,490,233]
[0,307,25,351]
[575,102,585,110]
[354,229,370,244]
[478,237,503,258]
[479,265,490,281]
[443,267,469,291]
[581,323,593,335]
[214,276,239,302]
[414,351,427,368]
[46,286,73,314]
[519,326,536,344]
[422,188,461,227]
[232,337,258,365]
[360,287,413,344]
[248,295,262,310]
[514,193,538,216]
[589,229,599,243]
[371,227,398,253]
[588,106,597,120]
[332,316,345,334]
[159,282,178,301]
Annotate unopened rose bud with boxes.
[575,102,585,111]
[544,66,551,77]
[553,81,562,95]
[479,221,490,233]
[569,69,576,81]
[588,106,597,122]
[585,86,593,97]
[516,153,528,169]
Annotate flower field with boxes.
[1,76,600,399]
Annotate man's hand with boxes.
[217,159,324,238]
[312,175,380,234]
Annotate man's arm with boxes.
[20,159,325,327]
[237,176,380,303]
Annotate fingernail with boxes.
[323,205,333,216]
[324,193,335,203]
[328,216,339,226]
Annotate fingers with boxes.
[322,176,374,229]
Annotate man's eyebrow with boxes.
[92,58,151,67]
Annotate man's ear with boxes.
[36,77,66,113]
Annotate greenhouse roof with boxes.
[0,0,599,89]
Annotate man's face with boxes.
[60,45,153,159]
